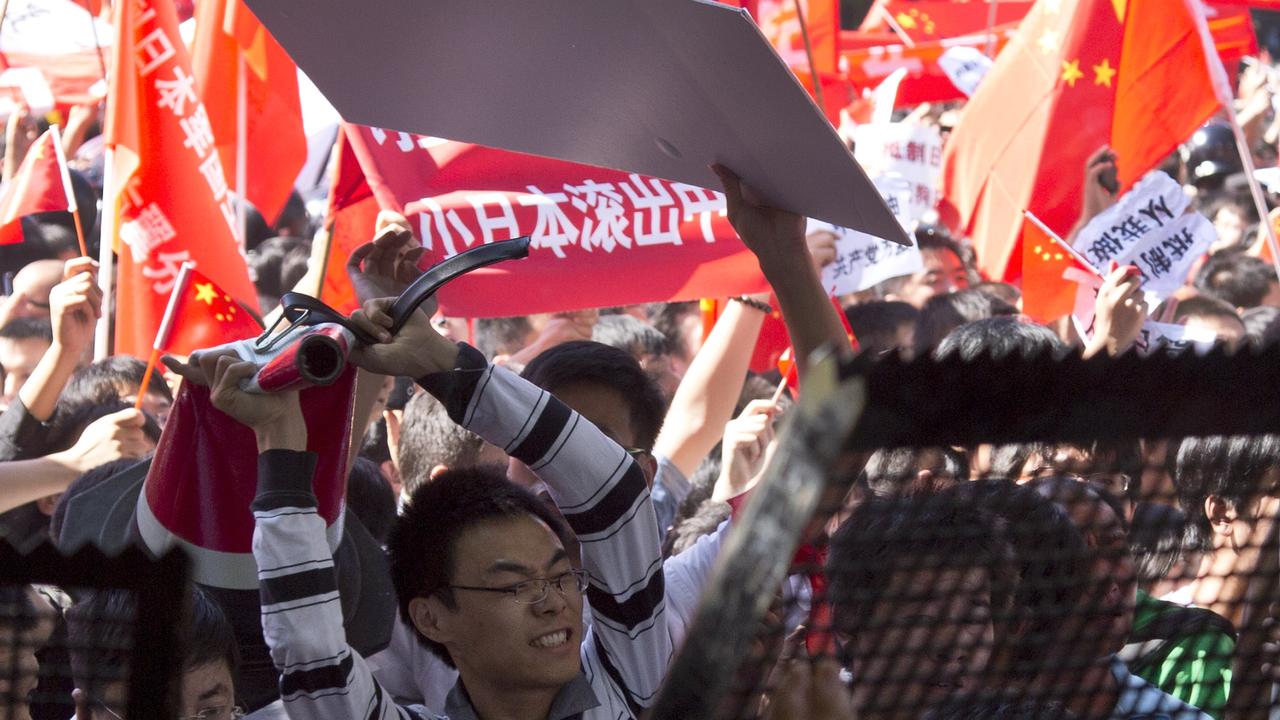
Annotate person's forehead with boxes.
[451,515,565,576]
[884,561,992,600]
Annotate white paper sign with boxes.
[852,123,943,226]
[938,46,993,97]
[812,219,923,296]
[872,67,909,126]
[1135,321,1218,355]
[1072,170,1214,299]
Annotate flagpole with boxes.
[94,147,115,361]
[85,3,108,86]
[47,125,89,257]
[877,4,916,49]
[136,261,193,409]
[1023,210,1103,277]
[984,0,1000,58]
[236,55,249,252]
[792,0,827,113]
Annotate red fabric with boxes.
[106,0,259,359]
[841,26,1018,107]
[160,266,263,355]
[191,0,306,223]
[858,1,1035,42]
[0,130,72,245]
[323,124,769,318]
[939,0,1225,285]
[749,308,792,374]
[1019,220,1090,323]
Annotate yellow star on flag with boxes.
[1093,58,1117,87]
[1061,59,1084,87]
[896,12,917,30]
[194,282,218,305]
[1038,28,1060,54]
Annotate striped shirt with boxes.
[250,344,671,719]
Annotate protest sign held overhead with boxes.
[1072,171,1217,297]
[813,219,923,297]
[1136,320,1218,355]
[853,122,944,227]
[245,0,909,245]
[938,46,993,97]
[322,124,769,318]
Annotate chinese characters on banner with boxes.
[331,124,770,318]
[937,46,993,98]
[107,0,258,358]
[852,122,944,227]
[1072,171,1217,298]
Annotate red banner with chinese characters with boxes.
[105,0,258,359]
[324,124,769,318]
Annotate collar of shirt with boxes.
[443,673,599,720]
[1107,656,1184,720]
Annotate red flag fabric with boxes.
[159,266,262,356]
[939,0,1228,289]
[0,129,73,245]
[106,0,259,360]
[841,26,1019,107]
[192,0,306,224]
[1019,221,1092,322]
[324,124,769,318]
[858,0,1035,42]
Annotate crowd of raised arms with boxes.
[11,6,1280,720]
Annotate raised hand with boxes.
[347,297,459,379]
[346,211,430,307]
[54,408,150,473]
[49,258,102,359]
[1085,261,1146,358]
[714,399,779,502]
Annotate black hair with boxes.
[843,301,919,356]
[521,340,666,452]
[62,355,173,412]
[184,585,240,676]
[665,499,731,557]
[647,301,698,359]
[950,481,1090,670]
[397,390,488,497]
[48,399,162,457]
[0,317,53,343]
[826,494,1018,639]
[1242,305,1280,348]
[935,316,1064,361]
[0,584,38,633]
[473,317,533,359]
[924,694,1077,720]
[1171,295,1244,328]
[862,446,969,498]
[591,314,671,360]
[985,443,1047,481]
[345,457,397,545]
[387,465,568,667]
[1174,434,1280,550]
[247,236,311,314]
[972,282,1022,307]
[914,290,1017,356]
[1128,503,1187,589]
[1028,475,1129,534]
[1195,251,1278,309]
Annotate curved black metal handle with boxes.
[271,237,532,345]
[387,237,531,334]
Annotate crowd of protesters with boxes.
[8,15,1280,720]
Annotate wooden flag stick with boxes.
[792,0,827,112]
[48,125,89,257]
[984,0,1000,58]
[877,4,916,49]
[136,262,195,409]
[771,373,790,404]
[1023,210,1103,277]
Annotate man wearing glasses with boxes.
[180,288,672,719]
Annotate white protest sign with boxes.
[872,67,908,126]
[1135,321,1217,355]
[1072,170,1215,299]
[938,46,993,98]
[812,198,923,297]
[852,123,943,226]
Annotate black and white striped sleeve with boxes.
[251,450,421,720]
[418,344,672,711]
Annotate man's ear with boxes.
[408,595,455,647]
[383,408,404,475]
[429,464,449,480]
[1205,495,1239,535]
[641,453,658,489]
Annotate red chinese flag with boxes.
[0,129,73,245]
[858,1,1035,42]
[939,0,1228,287]
[160,266,262,356]
[192,0,306,224]
[106,0,259,360]
[1019,219,1088,322]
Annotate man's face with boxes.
[895,248,969,308]
[1211,206,1247,251]
[0,588,56,720]
[845,565,996,718]
[0,337,49,404]
[429,515,584,692]
[1057,494,1136,661]
[179,660,235,720]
